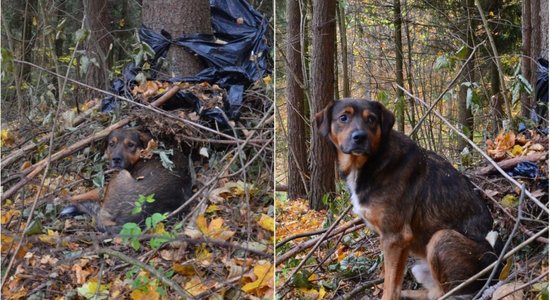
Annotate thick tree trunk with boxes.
[142,0,212,78]
[286,0,308,200]
[83,0,112,99]
[521,0,532,118]
[310,0,336,210]
[394,0,405,133]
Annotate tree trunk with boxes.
[83,0,112,100]
[142,0,212,78]
[286,0,308,200]
[521,0,532,118]
[310,0,336,210]
[394,0,405,133]
[337,1,350,98]
[540,0,549,58]
[458,0,474,150]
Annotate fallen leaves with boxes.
[486,130,548,161]
[242,262,274,297]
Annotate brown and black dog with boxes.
[316,99,502,300]
[61,128,192,233]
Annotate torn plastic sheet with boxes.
[101,0,271,125]
[508,162,541,178]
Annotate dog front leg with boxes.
[69,188,101,203]
[381,234,411,300]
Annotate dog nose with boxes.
[112,157,122,165]
[351,131,367,143]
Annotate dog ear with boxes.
[315,102,334,137]
[378,102,395,136]
[138,131,152,148]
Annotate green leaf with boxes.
[516,74,533,94]
[92,171,105,188]
[144,194,156,203]
[376,91,389,105]
[434,55,450,71]
[455,46,469,60]
[74,28,89,43]
[1,47,15,74]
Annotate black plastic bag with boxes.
[101,0,271,124]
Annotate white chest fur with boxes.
[346,170,375,230]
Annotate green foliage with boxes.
[119,223,142,251]
[1,48,15,76]
[92,171,105,188]
[132,194,156,215]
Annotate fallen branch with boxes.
[476,152,547,175]
[1,100,101,170]
[276,217,362,249]
[339,278,384,300]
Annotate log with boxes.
[476,152,547,175]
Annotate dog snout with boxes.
[111,156,123,168]
[351,131,367,144]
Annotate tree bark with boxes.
[394,0,405,133]
[286,0,308,200]
[310,0,336,210]
[337,1,350,98]
[142,0,212,78]
[458,0,474,150]
[83,0,112,99]
[521,0,532,118]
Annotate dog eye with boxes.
[108,141,115,147]
[367,116,377,125]
[127,142,136,148]
[339,114,349,122]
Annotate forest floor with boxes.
[1,81,275,299]
[275,129,549,299]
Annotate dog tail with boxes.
[60,202,106,231]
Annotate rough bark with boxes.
[521,0,532,118]
[458,0,474,150]
[310,0,336,210]
[394,0,405,133]
[83,0,112,99]
[337,1,350,98]
[286,0,308,200]
[142,0,212,78]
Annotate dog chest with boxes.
[346,170,378,232]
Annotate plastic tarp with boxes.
[101,0,271,124]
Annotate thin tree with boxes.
[310,0,337,210]
[394,0,405,132]
[142,0,212,77]
[286,0,308,200]
[458,0,475,151]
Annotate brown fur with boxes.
[316,99,502,300]
[67,128,192,233]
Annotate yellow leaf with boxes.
[196,244,212,262]
[257,214,274,232]
[263,75,272,85]
[184,276,210,296]
[130,284,160,300]
[151,222,166,235]
[1,129,15,147]
[38,230,59,245]
[205,204,219,213]
[318,286,327,299]
[173,263,196,276]
[1,209,21,224]
[499,257,513,280]
[197,214,208,235]
[511,144,523,156]
[241,263,274,295]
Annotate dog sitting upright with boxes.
[61,128,192,233]
[316,99,502,300]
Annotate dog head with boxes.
[105,128,151,170]
[316,99,395,171]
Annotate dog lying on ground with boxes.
[61,128,192,233]
[316,99,502,300]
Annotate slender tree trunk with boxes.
[521,0,532,118]
[83,0,112,100]
[394,0,405,133]
[530,0,541,113]
[310,0,336,210]
[490,61,503,134]
[458,0,474,150]
[286,0,308,200]
[142,0,212,78]
[404,0,416,130]
[337,1,350,98]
